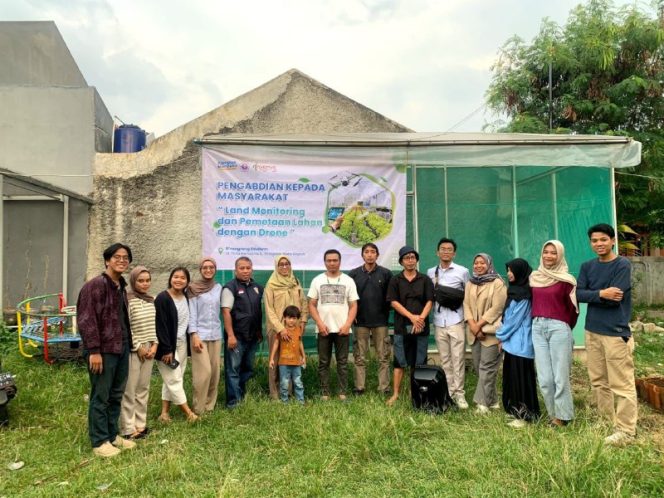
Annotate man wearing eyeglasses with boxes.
[77,243,136,458]
[427,238,470,409]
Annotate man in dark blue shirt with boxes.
[576,223,636,446]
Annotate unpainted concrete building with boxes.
[89,69,411,288]
[0,21,113,309]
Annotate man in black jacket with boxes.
[222,257,264,408]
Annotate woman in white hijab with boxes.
[530,240,579,427]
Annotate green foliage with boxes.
[633,327,664,377]
[486,0,664,240]
[0,322,12,356]
[335,207,392,246]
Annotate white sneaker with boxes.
[475,404,489,414]
[604,431,634,447]
[508,419,527,429]
[93,441,121,458]
[489,402,501,410]
[112,436,137,450]
[455,396,469,410]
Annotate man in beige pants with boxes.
[576,223,636,446]
[427,238,470,409]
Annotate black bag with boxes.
[433,267,465,311]
[411,365,455,414]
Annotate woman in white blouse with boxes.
[188,258,223,415]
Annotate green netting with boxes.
[414,165,614,346]
[217,165,613,352]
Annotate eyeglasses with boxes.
[438,248,455,253]
[201,265,216,270]
[278,262,291,267]
[111,255,130,262]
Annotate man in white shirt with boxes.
[427,238,470,408]
[308,249,359,401]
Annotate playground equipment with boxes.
[16,293,79,363]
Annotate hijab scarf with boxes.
[127,265,154,303]
[505,258,532,307]
[469,253,502,285]
[266,255,300,290]
[188,257,218,297]
[529,240,578,312]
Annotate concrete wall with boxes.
[0,21,113,308]
[630,256,664,305]
[2,196,88,308]
[89,69,411,289]
[0,86,111,195]
[0,21,87,86]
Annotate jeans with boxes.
[224,338,258,408]
[279,365,304,403]
[532,317,574,421]
[317,333,350,396]
[86,343,129,448]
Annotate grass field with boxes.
[0,328,663,497]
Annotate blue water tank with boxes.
[113,124,146,153]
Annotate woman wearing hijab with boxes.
[464,253,507,414]
[188,257,223,415]
[530,240,578,427]
[120,266,157,439]
[264,255,309,400]
[496,258,540,428]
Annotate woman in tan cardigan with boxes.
[264,255,309,400]
[464,253,507,413]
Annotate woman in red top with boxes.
[530,240,578,426]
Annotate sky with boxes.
[2,0,643,137]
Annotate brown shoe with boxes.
[93,441,121,458]
[550,418,565,428]
[112,436,137,450]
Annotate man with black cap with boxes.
[385,246,434,406]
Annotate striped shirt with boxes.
[128,297,158,351]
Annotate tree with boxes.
[486,0,664,247]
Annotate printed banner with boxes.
[202,147,406,269]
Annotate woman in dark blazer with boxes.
[155,266,197,423]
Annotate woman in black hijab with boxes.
[496,258,540,427]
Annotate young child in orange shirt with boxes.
[269,305,306,403]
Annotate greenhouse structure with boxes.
[198,132,641,348]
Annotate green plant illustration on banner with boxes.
[324,170,396,247]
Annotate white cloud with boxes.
[1,0,646,136]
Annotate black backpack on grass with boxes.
[411,364,455,414]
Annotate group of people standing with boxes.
[425,224,636,447]
[76,222,637,458]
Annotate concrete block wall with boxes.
[630,256,664,306]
